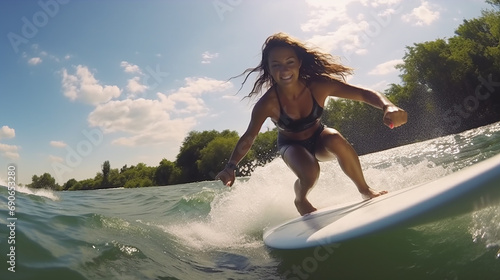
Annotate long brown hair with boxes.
[235,32,354,99]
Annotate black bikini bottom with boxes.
[277,124,325,157]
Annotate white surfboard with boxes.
[263,153,500,249]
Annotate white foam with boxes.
[165,147,452,250]
[16,185,60,201]
[470,205,500,248]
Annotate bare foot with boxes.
[294,199,317,216]
[360,187,388,200]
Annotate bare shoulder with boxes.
[308,79,343,106]
[252,87,279,119]
[309,79,346,94]
[244,87,279,135]
[309,79,364,100]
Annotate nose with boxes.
[279,64,290,72]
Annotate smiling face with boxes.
[267,47,302,87]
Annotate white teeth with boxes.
[282,75,292,80]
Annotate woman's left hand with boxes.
[383,105,408,129]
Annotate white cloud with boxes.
[120,61,142,74]
[0,126,19,159]
[87,96,192,147]
[0,126,15,139]
[0,143,19,159]
[301,1,355,32]
[368,59,403,75]
[50,141,67,148]
[302,0,402,58]
[48,155,64,162]
[61,65,122,105]
[168,77,232,114]
[306,22,369,58]
[368,80,390,92]
[87,77,233,147]
[28,57,42,65]
[126,76,148,95]
[121,61,148,95]
[369,0,401,7]
[401,1,440,26]
[201,51,219,64]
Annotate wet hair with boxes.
[235,32,354,99]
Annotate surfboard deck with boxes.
[263,153,500,249]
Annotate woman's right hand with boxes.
[215,167,235,187]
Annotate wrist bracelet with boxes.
[226,162,237,170]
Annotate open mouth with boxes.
[281,75,292,81]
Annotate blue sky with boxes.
[0,0,492,185]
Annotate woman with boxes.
[216,33,407,216]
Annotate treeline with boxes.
[28,129,278,191]
[323,0,500,155]
[28,1,500,190]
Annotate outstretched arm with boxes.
[215,99,269,186]
[322,80,408,129]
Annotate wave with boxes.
[162,123,500,253]
[470,205,500,251]
[0,184,59,201]
[166,187,218,218]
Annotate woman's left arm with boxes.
[319,79,408,128]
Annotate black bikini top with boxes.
[273,86,323,133]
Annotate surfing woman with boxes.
[216,33,407,216]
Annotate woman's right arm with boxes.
[215,98,270,186]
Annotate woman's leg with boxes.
[282,145,320,215]
[315,127,387,198]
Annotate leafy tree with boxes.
[77,178,98,190]
[108,168,124,188]
[251,129,278,166]
[176,130,239,182]
[154,159,179,186]
[28,173,60,190]
[68,181,82,191]
[321,98,387,154]
[120,164,129,173]
[62,178,78,191]
[197,135,241,178]
[487,0,500,9]
[101,160,110,188]
[124,177,153,188]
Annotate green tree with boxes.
[251,129,278,166]
[154,159,179,186]
[392,4,500,136]
[124,177,153,188]
[28,173,60,190]
[62,178,77,191]
[487,0,500,7]
[107,168,123,187]
[176,130,239,183]
[321,98,387,154]
[77,178,97,190]
[197,135,241,178]
[101,160,110,188]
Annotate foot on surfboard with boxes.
[360,188,388,201]
[295,199,317,216]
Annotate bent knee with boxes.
[324,131,346,144]
[325,131,351,150]
[282,146,320,184]
[316,130,353,160]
